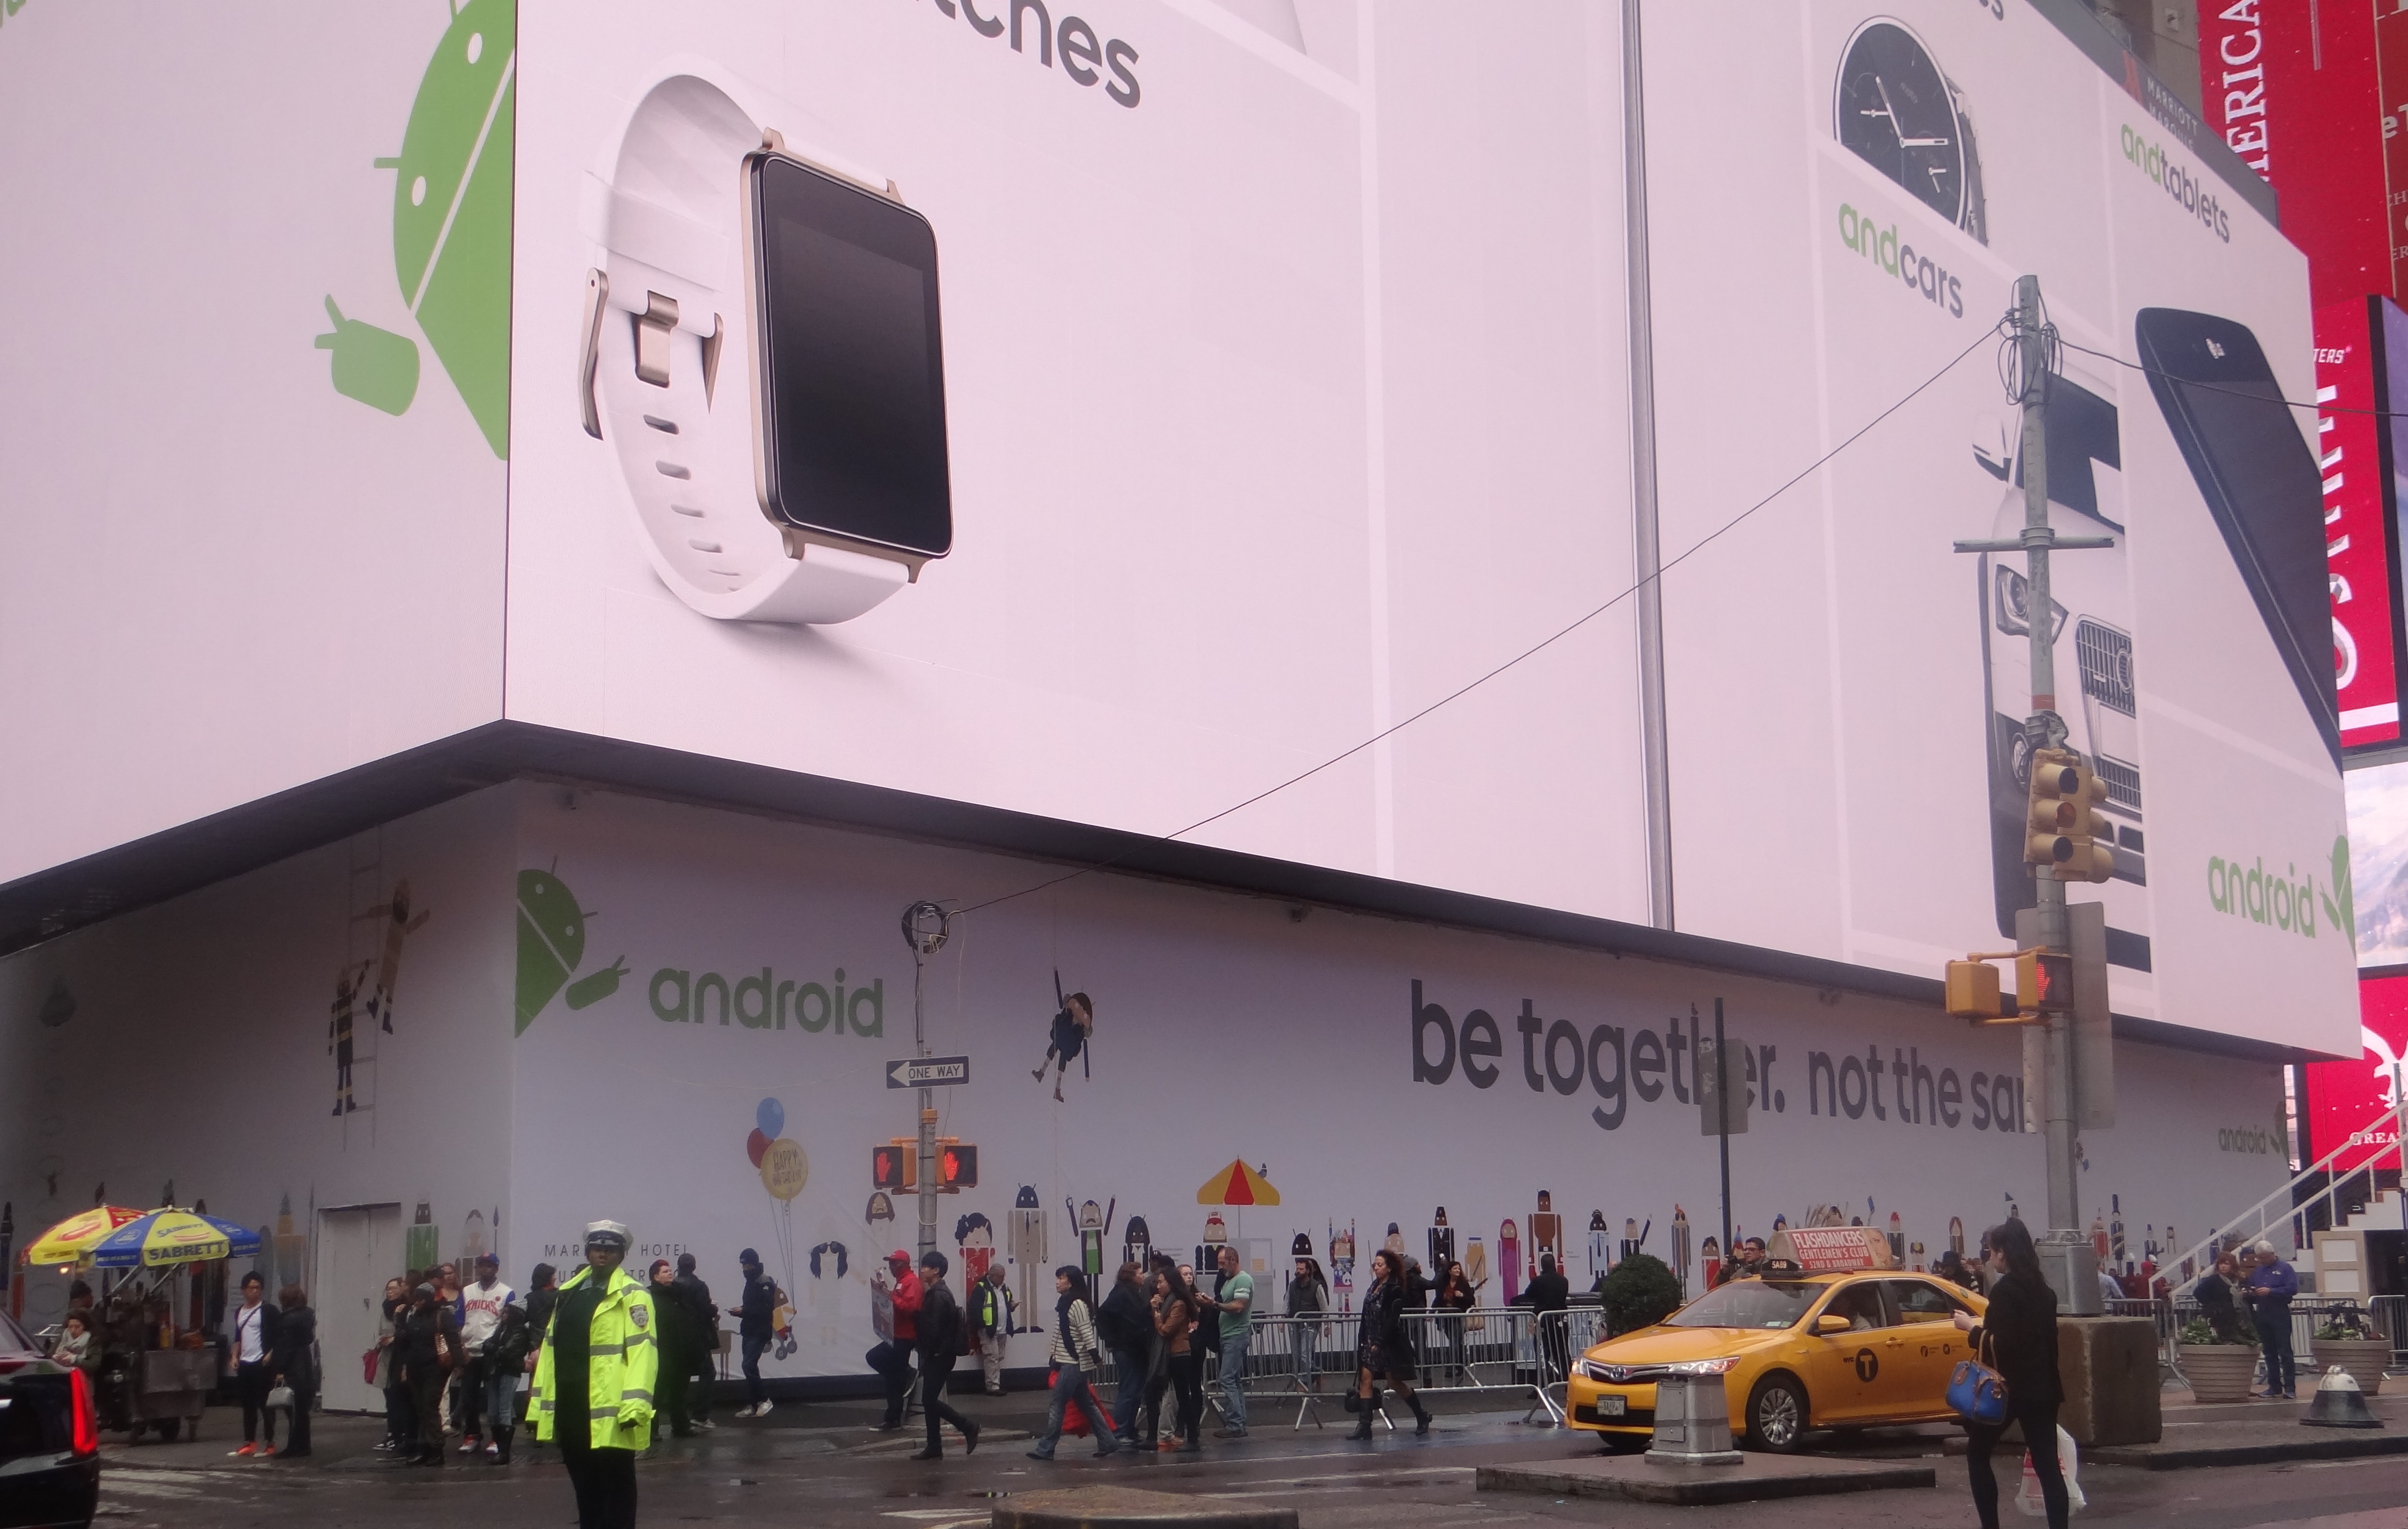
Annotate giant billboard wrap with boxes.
[0,4,2355,1054]
[0,784,2289,1385]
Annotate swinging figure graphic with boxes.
[1032,970,1093,1102]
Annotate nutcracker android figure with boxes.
[1670,1207,1692,1292]
[1428,1208,1455,1276]
[1499,1220,1521,1303]
[956,1212,995,1284]
[1124,1215,1154,1273]
[1586,1210,1610,1281]
[1069,1198,1115,1281]
[1700,1235,1721,1289]
[1008,1186,1047,1333]
[1330,1221,1356,1313]
[1530,1191,1563,1277]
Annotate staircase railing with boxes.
[2166,1098,2407,1285]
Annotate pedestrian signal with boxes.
[939,1142,978,1191]
[871,1142,915,1191]
[2014,949,2073,1016]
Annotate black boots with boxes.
[1350,1396,1375,1439]
[494,1428,513,1464]
[1410,1397,1432,1436]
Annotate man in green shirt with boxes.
[1198,1247,1253,1437]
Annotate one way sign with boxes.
[886,1056,972,1089]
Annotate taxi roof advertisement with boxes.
[0,2,2353,1055]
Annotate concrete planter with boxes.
[2178,1343,2258,1403]
[2307,1337,2391,1395]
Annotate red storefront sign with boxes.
[2304,971,2408,1174]
[2317,300,2402,747]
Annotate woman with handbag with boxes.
[1351,1250,1432,1438]
[1950,1220,2068,1529]
[397,1282,463,1467]
[271,1285,318,1459]
[1151,1263,1203,1453]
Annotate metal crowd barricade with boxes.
[1529,1307,1608,1425]
[2373,1294,2408,1369]
[1181,1307,1559,1429]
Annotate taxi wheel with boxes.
[1744,1374,1809,1453]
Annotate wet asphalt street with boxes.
[85,1395,2408,1529]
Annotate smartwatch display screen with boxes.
[752,155,952,560]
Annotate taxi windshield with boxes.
[1663,1279,1827,1330]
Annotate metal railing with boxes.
[2165,1098,2407,1284]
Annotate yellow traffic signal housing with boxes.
[2060,760,2116,883]
[2026,749,2081,867]
[1945,959,2002,1018]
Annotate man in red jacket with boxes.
[868,1250,924,1431]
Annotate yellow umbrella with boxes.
[1195,1159,1281,1207]
[22,1206,146,1267]
[88,1209,261,1269]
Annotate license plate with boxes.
[1595,1395,1626,1416]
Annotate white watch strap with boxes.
[584,61,909,624]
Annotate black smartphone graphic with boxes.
[2134,308,2337,762]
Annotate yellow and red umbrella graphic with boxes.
[1195,1160,1280,1207]
[22,1206,145,1268]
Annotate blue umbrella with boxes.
[88,1208,264,1269]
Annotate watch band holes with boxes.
[655,461,691,480]
[686,539,724,554]
[642,415,680,434]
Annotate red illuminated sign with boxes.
[2304,971,2408,1173]
[2317,301,2402,748]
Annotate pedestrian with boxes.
[1196,1245,1254,1438]
[648,1259,698,1438]
[271,1285,318,1459]
[1934,1249,1978,1293]
[1098,1262,1152,1440]
[398,1282,463,1467]
[866,1249,922,1430]
[908,1251,982,1459]
[376,1277,412,1453]
[437,1264,467,1437]
[1518,1253,1571,1383]
[672,1255,719,1429]
[1152,1262,1202,1452]
[531,1222,658,1529]
[482,1294,534,1461]
[2246,1240,2298,1399]
[2193,1253,2252,1345]
[1287,1256,1331,1392]
[1433,1260,1473,1379]
[227,1272,284,1457]
[48,1313,94,1371]
[736,1248,780,1418]
[972,1263,1015,1394]
[1351,1249,1432,1438]
[2095,1263,2125,1309]
[458,1254,517,1455]
[1950,1219,2067,1529]
[518,1264,560,1460]
[1027,1266,1119,1461]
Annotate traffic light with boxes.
[1944,959,2003,1019]
[871,1141,915,1191]
[2025,748,2115,881]
[2014,949,2074,1016]
[938,1141,978,1191]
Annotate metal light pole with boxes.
[902,901,951,1264]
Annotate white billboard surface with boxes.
[0,2,2355,1054]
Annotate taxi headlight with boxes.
[1577,1359,1614,1383]
[1662,1358,1740,1376]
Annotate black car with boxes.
[0,1309,98,1529]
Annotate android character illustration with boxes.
[1427,1207,1455,1277]
[1382,1223,1405,1258]
[1949,1216,1965,1258]
[1670,1206,1691,1291]
[316,0,516,456]
[865,1192,895,1227]
[1887,1211,1904,1264]
[2109,1195,2128,1268]
[1067,1198,1114,1281]
[1329,1220,1356,1312]
[1008,1187,1046,1332]
[1198,1210,1230,1275]
[1909,1240,1926,1272]
[328,960,373,1114]
[1700,1234,1721,1290]
[1587,1210,1610,1279]
[514,867,627,1035]
[1124,1215,1154,1273]
[362,879,432,1035]
[1498,1220,1521,1303]
[1530,1191,1563,1276]
[957,1213,995,1285]
[1620,1217,1642,1261]
[809,1236,858,1349]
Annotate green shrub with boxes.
[1598,1253,1683,1336]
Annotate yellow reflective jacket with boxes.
[530,1264,658,1448]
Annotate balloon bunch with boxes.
[746,1098,805,1358]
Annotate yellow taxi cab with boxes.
[1564,1227,1986,1453]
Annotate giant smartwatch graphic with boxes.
[580,59,952,623]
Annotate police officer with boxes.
[532,1223,658,1529]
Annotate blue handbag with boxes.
[1947,1332,2009,1426]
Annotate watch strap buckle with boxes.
[635,292,681,389]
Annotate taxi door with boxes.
[1800,1280,1896,1424]
[1882,1278,1977,1419]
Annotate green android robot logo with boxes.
[315,0,516,458]
[516,868,628,1036]
[2323,834,2356,956]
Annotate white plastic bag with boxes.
[2017,1425,2085,1516]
